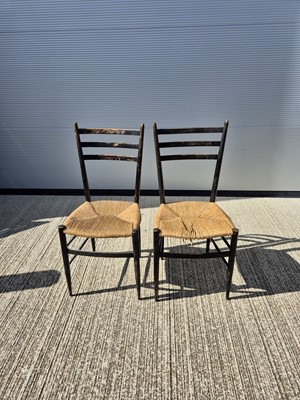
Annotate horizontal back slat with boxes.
[160,154,218,161]
[81,142,139,149]
[159,140,221,148]
[83,154,138,162]
[78,128,140,136]
[157,127,224,135]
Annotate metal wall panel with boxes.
[1,1,300,190]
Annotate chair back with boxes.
[74,123,144,203]
[153,121,229,203]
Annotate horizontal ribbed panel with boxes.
[0,1,299,33]
[0,1,300,190]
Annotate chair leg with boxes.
[91,238,96,252]
[226,228,239,300]
[138,227,141,258]
[132,229,141,300]
[206,238,211,254]
[153,228,161,301]
[160,236,165,259]
[58,225,72,296]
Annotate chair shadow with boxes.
[0,270,61,293]
[0,196,84,238]
[145,234,300,301]
[0,221,49,239]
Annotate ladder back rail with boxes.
[83,155,138,162]
[81,142,139,149]
[157,127,224,135]
[78,128,140,136]
[159,141,221,148]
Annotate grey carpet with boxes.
[0,195,299,399]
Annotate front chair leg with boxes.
[226,228,239,300]
[153,228,161,301]
[58,225,72,296]
[132,229,141,300]
[206,238,211,254]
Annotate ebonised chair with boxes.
[153,121,239,301]
[58,123,144,299]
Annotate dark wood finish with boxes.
[157,127,224,134]
[132,228,141,300]
[160,154,218,161]
[153,120,239,301]
[58,122,144,299]
[159,141,221,148]
[83,155,138,162]
[81,142,139,149]
[68,249,136,258]
[74,122,91,202]
[153,123,166,203]
[78,128,140,135]
[58,225,72,296]
[160,250,231,259]
[226,228,239,299]
[153,228,161,301]
[210,120,229,202]
[134,124,144,204]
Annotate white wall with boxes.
[1,1,300,191]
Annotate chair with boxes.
[58,122,144,299]
[153,120,238,301]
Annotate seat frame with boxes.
[58,122,144,299]
[153,121,239,301]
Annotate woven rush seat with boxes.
[64,200,141,238]
[154,201,235,240]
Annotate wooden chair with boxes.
[153,121,238,301]
[58,123,144,299]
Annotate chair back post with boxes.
[74,122,91,202]
[133,123,145,204]
[153,122,166,204]
[210,120,229,202]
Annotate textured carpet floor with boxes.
[0,195,299,400]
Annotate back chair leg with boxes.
[226,228,239,300]
[132,229,141,300]
[58,225,72,296]
[160,236,165,259]
[153,228,161,301]
[138,228,141,258]
[91,238,96,252]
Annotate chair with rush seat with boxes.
[58,123,144,299]
[153,121,239,301]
